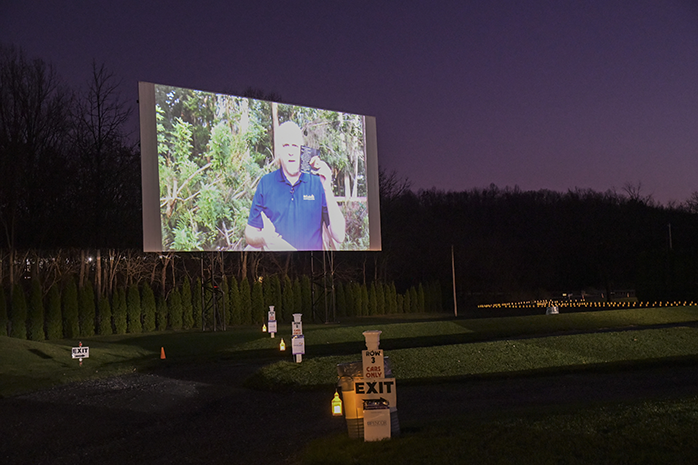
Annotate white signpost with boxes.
[72,342,89,366]
[358,330,395,441]
[292,313,303,363]
[268,306,277,338]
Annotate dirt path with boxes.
[2,360,698,464]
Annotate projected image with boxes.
[148,84,374,251]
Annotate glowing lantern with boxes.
[332,390,343,416]
[280,338,286,351]
[262,324,267,332]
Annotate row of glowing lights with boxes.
[479,300,697,309]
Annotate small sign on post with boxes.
[72,342,89,367]
[268,306,277,338]
[292,314,303,362]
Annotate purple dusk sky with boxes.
[2,0,697,204]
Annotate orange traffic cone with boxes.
[160,347,166,359]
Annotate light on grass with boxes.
[332,390,343,416]
[280,339,286,351]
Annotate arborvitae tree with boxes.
[219,277,229,328]
[292,278,302,316]
[387,282,398,314]
[336,282,346,318]
[271,275,282,317]
[156,293,168,331]
[301,275,312,316]
[346,282,356,317]
[353,283,362,317]
[403,290,411,314]
[361,284,369,317]
[113,288,127,334]
[27,279,45,341]
[376,281,386,315]
[368,282,378,316]
[0,286,7,336]
[62,277,79,338]
[141,282,156,332]
[410,286,419,313]
[168,288,183,330]
[282,276,294,321]
[251,280,264,324]
[418,283,426,313]
[127,283,142,333]
[97,294,112,335]
[397,293,404,314]
[240,278,252,325]
[192,277,202,329]
[228,275,241,326]
[78,281,96,337]
[10,283,27,339]
[182,277,194,329]
[45,284,62,339]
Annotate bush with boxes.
[252,280,264,325]
[27,279,45,341]
[97,295,112,335]
[168,288,183,330]
[182,277,194,329]
[113,288,127,334]
[141,282,156,332]
[45,284,62,339]
[192,277,202,328]
[10,283,27,339]
[127,284,142,333]
[156,294,169,331]
[0,286,9,336]
[78,281,95,337]
[62,277,79,338]
[228,276,241,326]
[240,278,252,325]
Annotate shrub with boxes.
[97,295,112,335]
[141,282,156,332]
[78,281,95,337]
[0,286,8,336]
[228,276,241,326]
[10,283,27,339]
[62,277,79,338]
[192,277,202,328]
[240,278,252,325]
[27,279,45,341]
[252,280,264,325]
[45,284,62,339]
[182,277,194,329]
[113,288,127,334]
[156,294,169,330]
[127,284,142,333]
[168,288,183,330]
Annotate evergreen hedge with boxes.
[45,284,62,339]
[10,283,27,339]
[78,281,96,337]
[240,278,252,325]
[62,277,79,338]
[97,295,112,335]
[181,277,194,330]
[113,288,127,334]
[27,279,45,341]
[141,282,156,332]
[168,288,183,330]
[0,286,7,336]
[127,284,142,333]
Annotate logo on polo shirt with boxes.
[303,194,315,201]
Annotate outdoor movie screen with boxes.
[139,82,381,253]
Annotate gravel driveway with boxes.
[2,360,698,464]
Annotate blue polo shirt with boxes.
[247,169,329,250]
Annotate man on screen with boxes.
[245,121,346,251]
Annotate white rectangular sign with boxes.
[268,320,277,333]
[292,322,303,336]
[362,349,384,379]
[291,335,305,355]
[72,347,90,359]
[354,378,397,408]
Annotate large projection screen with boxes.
[139,82,381,252]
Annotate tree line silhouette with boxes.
[1,44,697,336]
